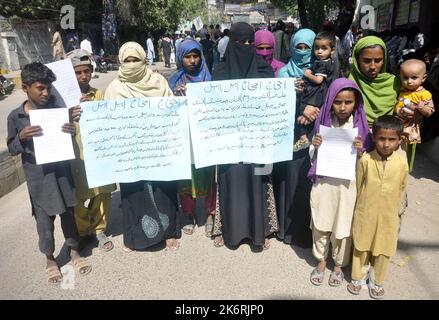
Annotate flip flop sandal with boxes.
[347,280,363,295]
[182,224,195,235]
[310,267,325,286]
[213,235,224,247]
[369,283,385,299]
[328,270,344,287]
[46,265,63,285]
[72,257,92,276]
[96,233,114,252]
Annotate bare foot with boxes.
[166,238,180,251]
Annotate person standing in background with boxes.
[51,26,65,61]
[146,32,156,66]
[80,33,97,78]
[217,29,230,62]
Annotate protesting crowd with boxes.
[6,16,439,300]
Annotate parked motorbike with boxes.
[0,75,15,96]
[93,54,108,73]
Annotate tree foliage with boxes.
[117,0,208,33]
[270,0,341,31]
[0,0,102,22]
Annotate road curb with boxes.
[0,149,25,198]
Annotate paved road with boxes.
[0,151,438,300]
[1,62,438,300]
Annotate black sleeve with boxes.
[313,60,328,77]
[7,113,24,156]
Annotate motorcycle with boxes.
[0,75,15,97]
[93,54,108,73]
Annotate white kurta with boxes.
[309,115,357,239]
[146,38,155,60]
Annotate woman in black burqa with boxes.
[211,22,279,250]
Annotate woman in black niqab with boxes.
[213,22,274,80]
[211,22,278,250]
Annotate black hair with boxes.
[223,29,230,36]
[356,44,385,60]
[315,31,336,48]
[21,62,56,86]
[276,20,285,31]
[372,115,403,136]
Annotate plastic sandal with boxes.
[347,280,362,295]
[369,283,385,299]
[46,265,63,285]
[96,233,114,252]
[310,267,325,286]
[213,235,224,247]
[72,257,92,276]
[328,270,344,287]
[182,224,195,235]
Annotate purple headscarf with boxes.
[308,77,372,183]
[255,30,285,77]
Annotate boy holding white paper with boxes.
[6,62,91,285]
[66,49,116,252]
[307,78,371,287]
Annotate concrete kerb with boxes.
[0,148,25,198]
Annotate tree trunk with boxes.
[297,0,308,28]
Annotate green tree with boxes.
[270,0,341,31]
[117,0,208,33]
[0,0,102,22]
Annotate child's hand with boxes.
[70,106,82,122]
[415,100,434,117]
[19,126,43,141]
[312,133,322,149]
[174,84,187,96]
[304,69,312,78]
[353,136,364,156]
[62,123,76,135]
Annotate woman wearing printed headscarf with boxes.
[255,30,285,77]
[168,39,216,238]
[272,29,316,248]
[211,22,278,250]
[105,42,180,251]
